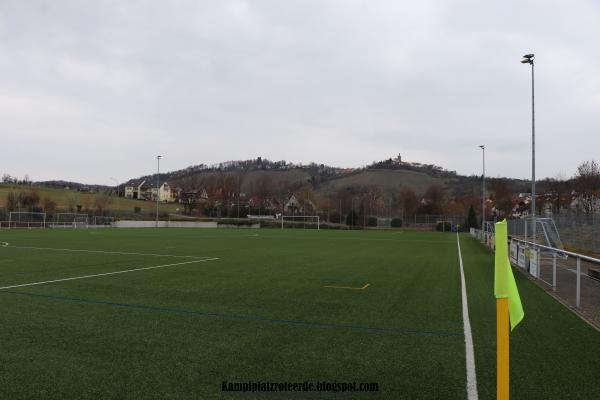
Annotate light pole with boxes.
[521,53,536,242]
[156,155,162,228]
[479,145,485,233]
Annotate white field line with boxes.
[328,238,454,243]
[0,258,219,290]
[2,244,209,259]
[456,233,479,400]
[0,241,8,247]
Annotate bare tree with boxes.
[18,190,40,211]
[66,193,79,212]
[255,174,274,209]
[574,160,600,214]
[489,179,512,218]
[398,187,418,217]
[93,193,113,215]
[547,174,570,214]
[41,196,57,214]
[6,191,18,211]
[420,184,448,215]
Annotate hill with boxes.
[122,157,524,198]
[321,169,445,196]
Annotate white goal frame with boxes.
[53,213,89,229]
[281,215,320,230]
[55,213,89,223]
[7,212,47,229]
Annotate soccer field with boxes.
[1,229,600,399]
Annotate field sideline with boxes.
[0,229,599,399]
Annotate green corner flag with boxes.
[494,220,524,330]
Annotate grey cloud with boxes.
[1,0,599,184]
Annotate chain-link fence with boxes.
[552,212,600,253]
[402,214,465,229]
[506,213,600,253]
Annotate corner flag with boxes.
[494,219,524,400]
[494,220,524,330]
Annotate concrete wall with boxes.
[217,223,260,229]
[115,220,218,228]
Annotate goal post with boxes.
[54,213,89,229]
[93,216,114,226]
[7,212,47,229]
[55,213,89,223]
[280,215,320,230]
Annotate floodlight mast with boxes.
[521,53,535,243]
[156,155,162,228]
[479,145,485,233]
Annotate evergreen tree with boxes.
[466,205,479,230]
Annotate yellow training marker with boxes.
[323,283,370,290]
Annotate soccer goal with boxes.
[54,213,89,228]
[7,212,47,229]
[281,215,320,230]
[93,216,114,226]
[508,217,564,249]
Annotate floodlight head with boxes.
[523,54,534,59]
[521,59,532,64]
[479,145,485,149]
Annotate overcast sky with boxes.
[1,0,599,185]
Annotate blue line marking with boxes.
[0,290,464,338]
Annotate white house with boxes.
[151,182,176,202]
[284,194,317,214]
[125,180,175,202]
[125,180,147,199]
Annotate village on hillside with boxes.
[2,156,599,228]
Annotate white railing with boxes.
[0,221,102,229]
[509,237,600,309]
[280,215,320,230]
[470,228,600,312]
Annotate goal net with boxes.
[54,213,89,228]
[508,217,563,249]
[281,215,320,230]
[7,212,47,229]
[93,216,114,226]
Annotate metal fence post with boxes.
[552,252,557,291]
[535,249,542,279]
[576,257,581,308]
[592,212,596,252]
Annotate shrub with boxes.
[436,222,452,232]
[367,216,378,227]
[329,212,342,224]
[391,218,402,228]
[218,218,256,226]
[345,211,359,226]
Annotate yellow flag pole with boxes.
[495,220,523,399]
[497,297,509,400]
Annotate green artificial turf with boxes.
[460,234,600,400]
[0,229,599,399]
